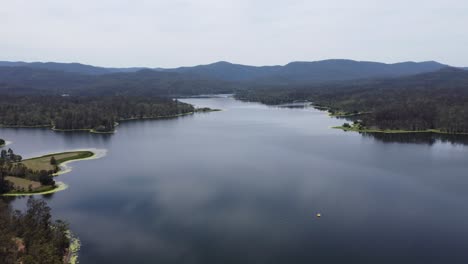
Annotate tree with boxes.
[38,171,55,186]
[0,168,12,194]
[0,198,70,263]
[13,155,22,162]
[0,201,15,264]
[50,157,57,166]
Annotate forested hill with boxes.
[0,59,449,85]
[162,60,448,83]
[0,66,228,133]
[0,61,144,75]
[81,70,235,96]
[0,67,234,96]
[236,68,468,133]
[0,66,94,94]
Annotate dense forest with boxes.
[236,68,468,133]
[0,96,195,132]
[0,66,234,96]
[0,66,227,133]
[0,198,70,264]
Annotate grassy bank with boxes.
[2,151,95,196]
[20,151,94,172]
[2,182,68,196]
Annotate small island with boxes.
[0,149,95,196]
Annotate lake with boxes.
[4,96,468,264]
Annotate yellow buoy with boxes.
[316,213,321,218]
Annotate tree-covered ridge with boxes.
[0,60,448,97]
[0,66,235,96]
[0,59,448,83]
[0,198,70,264]
[0,96,195,132]
[236,68,468,133]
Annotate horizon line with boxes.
[0,58,458,70]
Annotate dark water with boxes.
[3,96,468,264]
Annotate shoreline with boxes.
[64,230,81,264]
[0,109,220,134]
[333,126,468,135]
[1,148,107,196]
[328,111,372,117]
[51,126,114,134]
[2,182,69,197]
[0,140,13,147]
[117,110,196,123]
[52,148,107,176]
[310,104,372,117]
[309,104,468,136]
[117,108,221,122]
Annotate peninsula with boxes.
[0,149,96,196]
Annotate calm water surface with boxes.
[4,96,468,264]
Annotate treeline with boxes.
[0,96,195,132]
[236,68,468,133]
[0,198,70,264]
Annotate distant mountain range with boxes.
[0,59,453,84]
[160,60,450,83]
[0,61,144,75]
[0,66,235,96]
[0,59,466,97]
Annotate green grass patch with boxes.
[5,176,41,190]
[3,182,68,196]
[2,151,95,196]
[4,176,56,195]
[20,151,94,172]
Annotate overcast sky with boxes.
[1,0,468,68]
